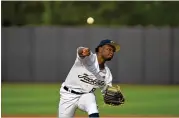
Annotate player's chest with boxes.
[77,69,107,86]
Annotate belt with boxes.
[63,86,84,95]
[63,86,96,95]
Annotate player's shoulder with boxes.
[104,63,109,68]
[104,64,112,72]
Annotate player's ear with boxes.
[98,46,103,53]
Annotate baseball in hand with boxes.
[87,17,94,24]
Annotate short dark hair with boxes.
[95,46,101,52]
[95,45,116,53]
[96,39,120,52]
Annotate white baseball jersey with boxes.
[62,47,113,93]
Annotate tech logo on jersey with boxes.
[78,73,105,86]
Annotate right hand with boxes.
[82,48,90,56]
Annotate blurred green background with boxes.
[2,83,179,116]
[2,1,179,27]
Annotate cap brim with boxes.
[107,43,120,52]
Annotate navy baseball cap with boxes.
[97,39,120,52]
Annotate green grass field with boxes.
[1,83,179,116]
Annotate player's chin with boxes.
[106,57,113,61]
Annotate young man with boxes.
[58,39,120,118]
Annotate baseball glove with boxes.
[103,86,125,106]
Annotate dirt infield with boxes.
[1,116,179,118]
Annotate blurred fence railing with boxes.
[1,27,179,84]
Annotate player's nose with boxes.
[110,51,114,55]
[109,52,113,57]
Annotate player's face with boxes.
[100,45,115,61]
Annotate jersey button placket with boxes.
[68,88,71,93]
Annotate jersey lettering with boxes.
[78,73,105,86]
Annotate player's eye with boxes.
[107,48,112,52]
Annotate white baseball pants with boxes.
[58,86,98,118]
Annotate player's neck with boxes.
[97,54,105,65]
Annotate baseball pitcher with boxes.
[58,39,125,118]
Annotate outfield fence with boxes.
[1,26,179,84]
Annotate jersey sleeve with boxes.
[76,47,96,66]
[100,67,113,95]
[101,79,112,95]
[105,66,113,87]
